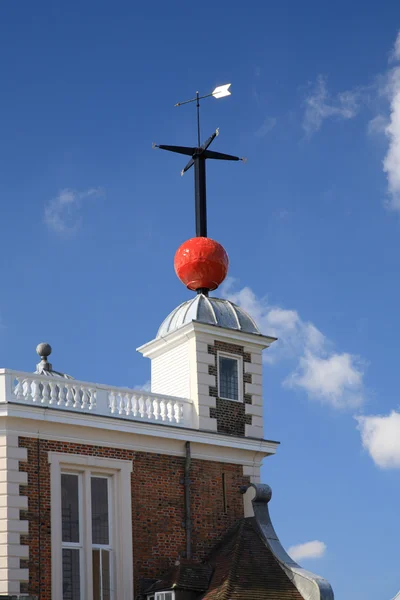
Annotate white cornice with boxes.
[137,321,277,358]
[0,404,279,466]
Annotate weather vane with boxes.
[153,83,245,238]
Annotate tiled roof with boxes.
[202,517,304,600]
[143,563,213,594]
[141,483,333,600]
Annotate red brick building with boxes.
[0,288,334,599]
[0,126,334,599]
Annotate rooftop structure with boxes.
[0,85,334,600]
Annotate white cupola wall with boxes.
[137,295,276,437]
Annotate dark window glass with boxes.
[62,548,80,600]
[219,356,239,400]
[93,549,111,600]
[91,477,109,545]
[102,549,111,600]
[61,474,79,543]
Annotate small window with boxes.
[154,593,174,600]
[218,353,241,401]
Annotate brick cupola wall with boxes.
[208,340,253,436]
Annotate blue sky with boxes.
[1,1,400,598]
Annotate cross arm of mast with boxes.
[202,149,243,161]
[181,157,195,176]
[201,128,219,151]
[154,144,196,157]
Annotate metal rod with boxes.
[37,435,42,599]
[196,91,201,147]
[184,441,192,559]
[174,92,213,107]
[195,156,207,237]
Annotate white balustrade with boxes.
[0,369,193,428]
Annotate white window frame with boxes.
[155,593,175,600]
[49,452,133,600]
[91,475,114,599]
[217,351,243,403]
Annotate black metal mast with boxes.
[153,86,244,238]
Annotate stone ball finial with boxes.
[36,343,52,359]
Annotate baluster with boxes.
[65,384,73,407]
[174,401,181,424]
[118,394,125,415]
[88,388,96,410]
[73,387,81,409]
[15,377,25,401]
[49,382,57,405]
[57,385,66,406]
[146,396,152,419]
[109,391,117,414]
[81,387,88,410]
[13,378,20,399]
[124,393,131,416]
[160,399,167,421]
[42,382,50,405]
[131,394,138,417]
[138,395,145,419]
[32,379,41,403]
[167,400,173,422]
[153,398,160,421]
[23,379,33,401]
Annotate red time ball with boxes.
[174,237,229,292]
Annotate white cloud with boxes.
[286,351,364,409]
[367,114,388,136]
[254,117,277,138]
[390,31,400,63]
[288,540,327,562]
[44,187,103,234]
[135,380,151,392]
[221,279,365,409]
[382,64,400,211]
[303,75,360,136]
[356,411,400,468]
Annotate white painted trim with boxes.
[217,351,243,403]
[49,452,133,600]
[0,407,278,457]
[137,321,276,359]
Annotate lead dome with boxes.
[157,293,260,338]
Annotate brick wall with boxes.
[208,341,253,436]
[18,437,249,599]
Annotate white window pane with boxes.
[91,477,109,545]
[219,356,239,400]
[62,548,81,600]
[61,474,80,543]
[165,594,173,600]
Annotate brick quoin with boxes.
[18,437,250,599]
[208,340,253,436]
